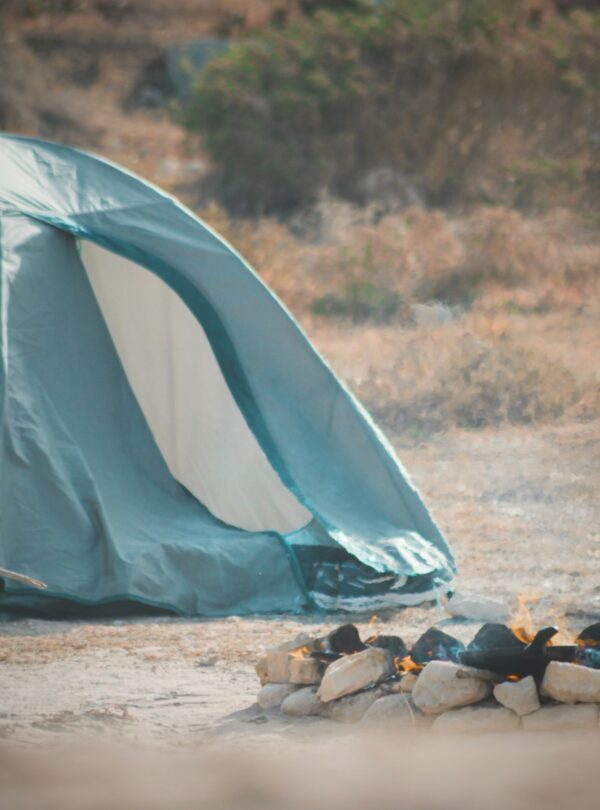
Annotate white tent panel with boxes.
[81,241,312,534]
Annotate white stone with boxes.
[522,703,599,732]
[289,657,322,685]
[327,688,383,723]
[317,648,393,703]
[412,661,492,715]
[432,705,521,733]
[541,662,600,704]
[281,687,324,717]
[257,683,298,710]
[255,656,268,686]
[446,591,509,623]
[265,635,315,683]
[361,694,428,728]
[494,676,540,716]
[412,302,456,327]
[400,673,419,693]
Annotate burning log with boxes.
[459,626,577,682]
[468,623,526,652]
[327,624,367,655]
[411,628,464,665]
[576,622,600,647]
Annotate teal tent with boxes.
[0,135,455,617]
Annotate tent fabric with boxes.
[0,134,455,617]
[82,240,311,535]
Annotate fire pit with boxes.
[253,621,600,732]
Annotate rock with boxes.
[400,673,419,693]
[411,628,464,665]
[468,623,526,652]
[266,635,316,683]
[541,661,600,704]
[411,302,456,327]
[281,687,324,717]
[289,657,323,685]
[412,661,492,715]
[327,624,367,655]
[494,677,540,716]
[327,688,383,723]
[257,683,298,710]
[317,648,393,703]
[362,694,427,728]
[255,656,268,686]
[522,703,599,732]
[381,673,417,694]
[446,592,509,623]
[432,705,521,734]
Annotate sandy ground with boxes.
[1,420,599,753]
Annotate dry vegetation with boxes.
[199,200,600,434]
[0,3,598,435]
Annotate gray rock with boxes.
[541,662,600,704]
[318,648,393,703]
[446,592,509,623]
[289,657,322,685]
[255,655,268,686]
[494,676,540,716]
[412,302,456,328]
[432,705,521,734]
[281,687,324,717]
[412,661,492,715]
[266,635,316,683]
[522,703,599,732]
[361,694,427,728]
[327,689,384,723]
[257,683,298,710]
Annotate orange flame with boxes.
[394,655,422,674]
[509,594,538,644]
[289,644,312,659]
[365,613,380,645]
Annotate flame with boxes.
[289,644,312,659]
[365,613,380,645]
[509,594,538,644]
[394,655,422,674]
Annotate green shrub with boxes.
[312,281,402,322]
[182,1,599,214]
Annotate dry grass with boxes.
[195,201,600,435]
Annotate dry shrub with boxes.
[358,328,587,435]
[196,201,599,322]
[197,202,309,308]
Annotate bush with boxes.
[182,1,600,213]
[363,331,585,434]
[311,281,403,323]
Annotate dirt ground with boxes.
[1,420,599,750]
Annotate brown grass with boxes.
[195,201,600,434]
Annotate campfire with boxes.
[254,620,600,731]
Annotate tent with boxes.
[0,135,455,617]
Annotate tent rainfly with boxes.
[0,135,455,617]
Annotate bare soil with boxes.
[1,420,598,748]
